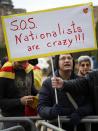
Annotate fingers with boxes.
[51,77,57,88]
[20,96,34,105]
[51,77,64,89]
[26,98,33,106]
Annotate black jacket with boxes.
[63,70,98,115]
[38,70,93,120]
[0,66,38,116]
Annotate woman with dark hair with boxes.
[54,54,76,78]
[38,54,93,131]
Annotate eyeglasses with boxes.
[80,63,90,67]
[59,57,72,61]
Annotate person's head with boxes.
[54,53,74,72]
[77,55,93,77]
[13,60,28,69]
[28,59,38,66]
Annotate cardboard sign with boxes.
[1,3,97,62]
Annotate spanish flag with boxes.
[33,65,42,90]
[0,62,15,79]
[0,61,33,79]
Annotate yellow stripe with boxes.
[3,61,13,67]
[0,72,15,79]
[25,64,34,73]
[34,69,42,90]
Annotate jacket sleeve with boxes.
[0,78,23,110]
[62,77,89,95]
[38,78,57,120]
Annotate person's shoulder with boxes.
[0,61,14,79]
[88,69,98,75]
[93,69,98,72]
[86,69,98,80]
[42,76,51,85]
[2,61,13,67]
[92,69,98,76]
[1,61,13,72]
[40,77,53,92]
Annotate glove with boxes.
[51,104,66,117]
[77,105,93,117]
[70,112,80,126]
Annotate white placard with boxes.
[1,3,97,61]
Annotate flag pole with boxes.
[50,56,61,129]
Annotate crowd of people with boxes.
[0,54,98,131]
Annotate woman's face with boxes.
[78,61,91,76]
[58,54,73,71]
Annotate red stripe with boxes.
[0,66,14,72]
[33,66,41,70]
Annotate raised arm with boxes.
[51,76,89,95]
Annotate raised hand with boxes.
[51,77,64,89]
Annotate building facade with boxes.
[0,0,26,44]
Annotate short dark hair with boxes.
[54,54,74,70]
[28,59,38,66]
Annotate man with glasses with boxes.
[38,54,93,131]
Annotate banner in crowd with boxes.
[1,2,97,61]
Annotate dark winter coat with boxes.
[0,62,38,116]
[38,70,93,120]
[62,70,98,115]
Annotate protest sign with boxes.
[1,2,97,61]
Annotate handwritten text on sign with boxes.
[1,3,97,61]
